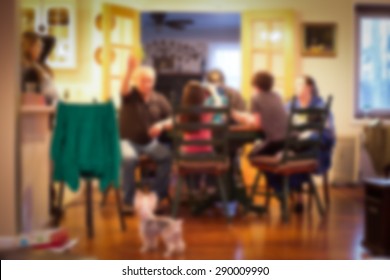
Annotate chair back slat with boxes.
[174,123,228,131]
[175,154,227,162]
[174,106,230,114]
[284,151,319,162]
[290,123,324,132]
[172,105,230,163]
[281,95,333,163]
[291,107,329,114]
[173,139,225,146]
[285,138,319,151]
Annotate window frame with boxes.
[355,4,390,119]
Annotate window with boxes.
[356,5,390,118]
[207,43,241,90]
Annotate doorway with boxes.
[141,12,241,103]
[101,5,299,104]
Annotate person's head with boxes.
[295,75,319,104]
[252,71,274,94]
[205,69,225,87]
[181,80,209,123]
[21,31,43,63]
[132,66,156,96]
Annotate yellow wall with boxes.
[53,0,94,92]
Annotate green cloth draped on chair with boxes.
[50,101,125,237]
[51,101,121,191]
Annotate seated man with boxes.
[205,69,246,116]
[204,69,247,206]
[119,56,172,213]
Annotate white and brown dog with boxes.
[134,190,185,257]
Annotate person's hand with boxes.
[126,54,139,72]
[230,109,239,122]
[148,122,164,138]
[121,54,139,96]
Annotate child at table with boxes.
[232,71,314,212]
[178,81,219,212]
[180,81,213,154]
[231,71,289,157]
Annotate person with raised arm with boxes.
[119,55,173,214]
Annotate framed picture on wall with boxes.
[302,23,337,57]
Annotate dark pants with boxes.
[249,140,285,157]
[121,139,172,205]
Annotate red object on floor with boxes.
[32,229,69,249]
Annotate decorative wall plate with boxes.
[95,14,116,31]
[94,47,116,65]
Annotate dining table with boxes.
[163,123,266,215]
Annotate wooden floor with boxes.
[60,185,369,260]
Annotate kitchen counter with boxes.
[20,105,54,230]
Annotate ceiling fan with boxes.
[150,13,194,31]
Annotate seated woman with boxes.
[292,75,336,174]
[289,75,336,212]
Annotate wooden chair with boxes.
[249,96,332,222]
[250,166,331,212]
[171,105,232,221]
[54,178,126,238]
[49,101,126,237]
[322,171,330,208]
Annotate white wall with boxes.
[0,0,19,235]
